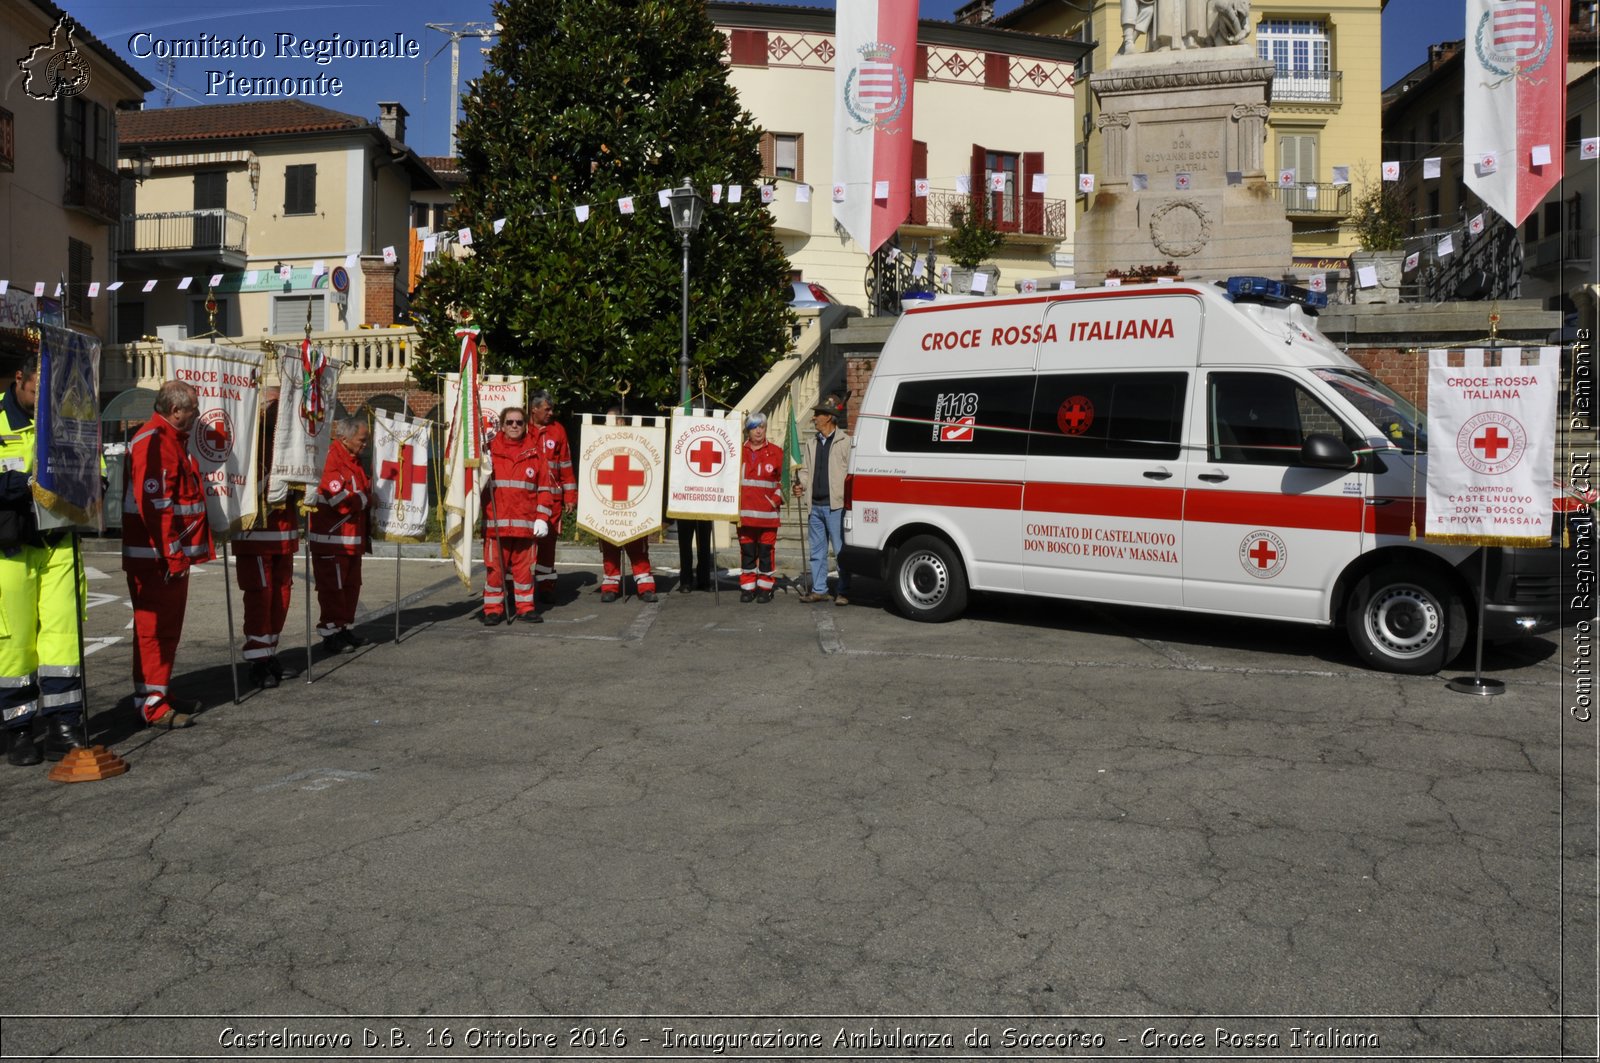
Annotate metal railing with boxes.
[120,210,249,255]
[1272,182,1352,216]
[1270,69,1342,104]
[920,189,1072,238]
[64,156,120,224]
[103,326,422,394]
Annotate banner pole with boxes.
[221,541,241,705]
[302,502,314,684]
[1446,550,1504,696]
[394,541,402,643]
[70,531,91,746]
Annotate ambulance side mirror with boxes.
[1300,433,1356,470]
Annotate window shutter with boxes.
[915,45,929,81]
[969,144,986,220]
[794,133,804,183]
[910,140,928,225]
[984,53,1009,90]
[759,132,774,177]
[1022,151,1044,234]
[729,29,768,66]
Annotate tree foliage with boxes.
[411,0,793,412]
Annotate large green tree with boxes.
[411,0,793,412]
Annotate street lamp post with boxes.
[668,179,706,407]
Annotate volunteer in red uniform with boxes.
[528,390,576,606]
[480,406,555,625]
[122,380,215,729]
[737,412,784,603]
[233,404,300,688]
[309,418,371,652]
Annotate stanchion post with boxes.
[221,541,241,704]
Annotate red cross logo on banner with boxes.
[688,438,725,476]
[380,443,428,501]
[1473,426,1510,461]
[597,453,647,502]
[195,408,234,464]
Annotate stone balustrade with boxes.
[102,327,423,395]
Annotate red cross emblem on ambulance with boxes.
[1238,530,1287,579]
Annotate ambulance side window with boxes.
[1030,373,1186,460]
[885,376,1035,455]
[1208,372,1357,466]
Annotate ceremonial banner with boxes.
[1426,346,1559,546]
[833,0,917,253]
[166,339,264,534]
[666,410,741,521]
[576,414,666,547]
[32,325,100,525]
[441,372,525,586]
[1464,0,1566,225]
[267,342,339,500]
[371,408,432,542]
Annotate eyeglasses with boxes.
[502,419,525,427]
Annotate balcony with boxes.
[119,210,250,273]
[1271,69,1342,105]
[103,326,419,395]
[64,156,120,225]
[1273,182,1352,218]
[1525,228,1597,275]
[913,189,1072,241]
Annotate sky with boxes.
[51,0,1468,160]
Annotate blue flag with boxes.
[33,325,102,525]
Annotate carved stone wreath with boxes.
[1148,199,1212,258]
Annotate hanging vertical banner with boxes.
[1425,346,1559,545]
[576,414,666,546]
[32,325,101,526]
[441,372,526,586]
[666,409,741,521]
[267,343,339,498]
[371,408,432,542]
[165,339,265,534]
[1464,0,1566,225]
[833,0,918,253]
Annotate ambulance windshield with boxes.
[1313,368,1427,454]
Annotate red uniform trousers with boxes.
[126,563,190,723]
[738,527,778,593]
[484,536,536,617]
[312,553,362,637]
[235,553,294,661]
[600,539,654,593]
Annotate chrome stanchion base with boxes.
[1446,675,1506,696]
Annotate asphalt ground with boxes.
[0,540,1594,1061]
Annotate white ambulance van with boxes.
[839,277,1565,674]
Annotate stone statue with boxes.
[1119,0,1252,54]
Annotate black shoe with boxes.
[7,727,42,766]
[43,716,87,761]
[601,591,619,603]
[740,590,755,603]
[697,579,712,592]
[480,610,504,626]
[249,660,280,689]
[515,611,543,624]
[341,629,370,650]
[639,590,658,603]
[677,581,694,594]
[757,592,773,603]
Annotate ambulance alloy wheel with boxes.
[889,534,968,622]
[1345,565,1466,675]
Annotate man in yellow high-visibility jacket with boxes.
[0,354,88,766]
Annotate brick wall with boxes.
[361,259,399,327]
[843,353,878,428]
[1347,346,1433,410]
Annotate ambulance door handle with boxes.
[1143,468,1173,480]
[1197,471,1230,483]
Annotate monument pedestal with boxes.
[1076,47,1292,285]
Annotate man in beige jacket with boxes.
[791,400,852,605]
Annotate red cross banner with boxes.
[371,408,432,542]
[665,409,741,521]
[165,339,265,534]
[1425,346,1559,546]
[267,344,339,501]
[576,414,666,547]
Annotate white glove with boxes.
[533,519,549,538]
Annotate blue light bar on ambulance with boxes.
[1223,275,1328,310]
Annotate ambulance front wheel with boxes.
[889,535,968,623]
[1346,565,1467,674]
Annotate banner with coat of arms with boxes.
[442,373,526,586]
[32,325,101,526]
[666,409,741,521]
[1464,0,1566,226]
[1425,346,1558,546]
[165,339,264,534]
[267,343,339,500]
[832,0,918,253]
[371,408,432,542]
[576,414,666,547]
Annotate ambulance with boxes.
[838,277,1566,674]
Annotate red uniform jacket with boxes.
[233,501,300,555]
[483,431,556,540]
[308,442,370,555]
[535,420,577,513]
[739,441,784,529]
[122,414,216,573]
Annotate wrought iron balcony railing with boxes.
[120,210,249,256]
[1272,182,1352,217]
[918,189,1072,239]
[1270,69,1342,104]
[64,156,120,224]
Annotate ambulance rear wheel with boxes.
[889,535,968,622]
[1346,566,1466,674]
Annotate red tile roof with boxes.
[120,101,373,145]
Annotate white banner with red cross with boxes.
[576,414,666,546]
[665,410,741,521]
[164,339,265,535]
[442,373,526,586]
[371,408,432,542]
[1425,346,1558,546]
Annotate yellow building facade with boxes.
[996,0,1385,263]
